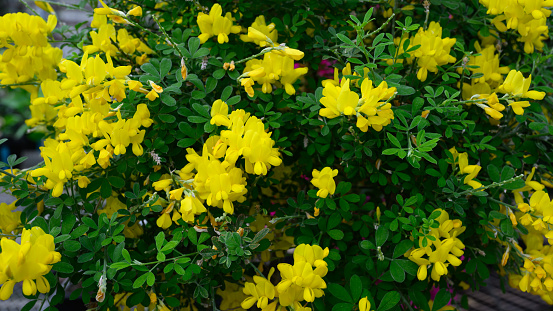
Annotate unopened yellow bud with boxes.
[181,58,188,80]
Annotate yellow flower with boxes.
[197,4,241,44]
[0,227,61,299]
[241,268,277,309]
[293,244,329,268]
[498,70,546,100]
[359,297,372,311]
[311,167,338,198]
[127,6,142,17]
[240,16,278,47]
[0,202,21,235]
[319,79,359,118]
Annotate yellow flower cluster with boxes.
[197,4,241,44]
[311,167,338,198]
[210,99,283,176]
[461,41,510,100]
[241,244,329,311]
[406,209,465,282]
[152,170,207,229]
[508,219,553,304]
[84,13,152,65]
[241,49,308,96]
[463,67,544,120]
[479,0,552,53]
[149,100,283,227]
[0,202,21,235]
[497,69,546,115]
[319,77,396,132]
[391,22,456,82]
[27,49,152,197]
[0,227,61,300]
[0,13,62,88]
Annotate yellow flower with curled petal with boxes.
[319,79,359,118]
[210,99,231,127]
[276,261,327,304]
[311,167,338,198]
[498,70,545,100]
[31,140,75,197]
[293,244,329,268]
[197,4,241,44]
[453,152,483,189]
[241,117,282,175]
[0,227,61,300]
[240,16,278,47]
[241,268,277,309]
[180,196,207,223]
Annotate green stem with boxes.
[0,82,40,87]
[249,262,266,279]
[33,0,88,11]
[131,252,198,266]
[152,15,186,60]
[0,169,16,178]
[364,13,395,39]
[211,286,220,311]
[456,174,524,197]
[268,214,304,224]
[234,46,278,65]
[0,233,21,238]
[18,0,40,16]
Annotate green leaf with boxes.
[500,166,515,181]
[387,132,401,148]
[432,289,451,311]
[390,261,405,282]
[393,240,413,258]
[63,240,81,252]
[77,252,94,263]
[155,232,165,250]
[160,58,172,78]
[53,261,74,274]
[159,114,176,123]
[253,228,270,244]
[188,228,198,245]
[332,303,355,311]
[122,249,131,262]
[221,86,233,101]
[100,179,112,199]
[133,273,148,289]
[360,240,375,250]
[146,272,155,286]
[376,226,389,246]
[177,138,196,148]
[141,63,158,77]
[336,33,356,47]
[349,275,362,301]
[485,164,499,182]
[188,37,200,55]
[108,176,125,189]
[161,93,176,106]
[328,229,344,240]
[377,291,400,311]
[328,283,353,302]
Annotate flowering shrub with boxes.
[0,0,552,310]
